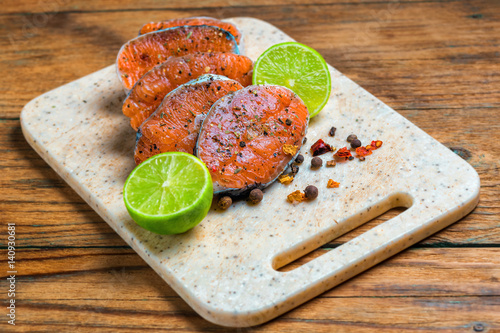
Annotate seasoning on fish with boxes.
[117,25,239,90]
[139,16,242,44]
[196,85,309,195]
[123,52,253,130]
[134,75,243,165]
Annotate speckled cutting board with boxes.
[21,17,480,327]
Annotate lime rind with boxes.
[252,42,331,118]
[123,152,213,234]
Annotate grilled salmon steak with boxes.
[196,85,309,195]
[123,52,253,130]
[139,17,242,44]
[117,25,239,90]
[134,75,244,165]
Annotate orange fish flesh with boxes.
[123,52,253,130]
[196,85,309,195]
[134,75,244,165]
[139,17,242,44]
[117,25,239,90]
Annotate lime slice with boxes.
[123,152,213,234]
[252,42,331,118]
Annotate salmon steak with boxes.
[123,52,253,130]
[117,25,239,90]
[196,85,309,195]
[134,75,244,165]
[139,17,242,44]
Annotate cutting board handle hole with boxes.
[273,192,413,272]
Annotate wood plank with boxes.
[2,297,497,332]
[3,247,498,297]
[1,0,463,15]
[0,247,498,331]
[1,1,499,117]
[2,0,499,331]
[1,116,498,248]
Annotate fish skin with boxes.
[139,16,242,44]
[117,25,239,90]
[123,52,253,130]
[134,75,244,165]
[196,85,309,195]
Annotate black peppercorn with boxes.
[351,139,362,149]
[311,156,323,168]
[285,118,292,126]
[291,165,299,174]
[218,196,232,210]
[239,141,246,147]
[329,127,336,137]
[248,189,263,204]
[304,185,318,200]
[348,156,354,161]
[295,154,304,164]
[347,134,357,143]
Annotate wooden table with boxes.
[1,0,499,331]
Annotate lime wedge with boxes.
[252,42,331,118]
[123,152,213,234]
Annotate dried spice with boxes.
[287,190,306,203]
[334,147,352,160]
[329,127,337,137]
[311,156,323,168]
[350,139,362,149]
[278,174,294,185]
[326,160,336,167]
[295,154,304,164]
[304,185,318,200]
[346,134,357,143]
[218,196,232,210]
[311,139,333,156]
[367,140,383,150]
[327,179,340,188]
[283,144,299,156]
[248,189,263,204]
[355,146,372,157]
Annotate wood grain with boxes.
[1,247,499,332]
[1,0,499,331]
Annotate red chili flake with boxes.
[373,140,383,149]
[355,146,372,157]
[311,139,333,156]
[334,147,352,159]
[367,140,383,150]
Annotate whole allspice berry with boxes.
[311,156,323,168]
[295,154,304,164]
[304,185,318,200]
[218,196,232,210]
[346,134,357,143]
[248,189,264,204]
[350,139,362,149]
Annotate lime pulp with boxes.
[123,152,213,235]
[252,42,332,118]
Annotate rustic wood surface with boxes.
[1,0,499,331]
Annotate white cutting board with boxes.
[20,17,480,327]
